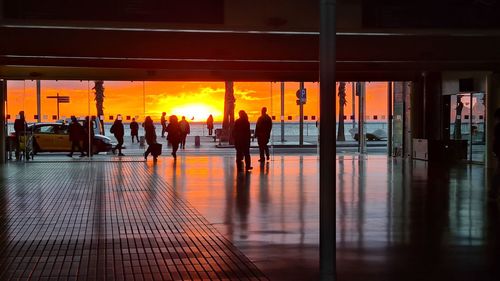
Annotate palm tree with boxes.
[93,81,105,135]
[222,81,236,144]
[337,82,347,141]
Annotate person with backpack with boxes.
[179,116,191,149]
[110,115,125,156]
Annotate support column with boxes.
[486,73,500,169]
[359,82,366,154]
[299,82,305,146]
[423,72,443,140]
[281,82,285,143]
[319,0,336,280]
[388,82,393,156]
[0,80,6,164]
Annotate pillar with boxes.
[0,80,6,164]
[423,72,443,140]
[281,82,285,142]
[319,0,336,280]
[486,73,500,169]
[387,82,393,156]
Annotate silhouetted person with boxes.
[491,108,500,200]
[67,116,85,157]
[161,112,167,138]
[83,116,94,157]
[233,110,252,171]
[111,115,125,156]
[166,115,182,159]
[143,116,158,160]
[130,118,139,143]
[255,107,273,162]
[14,111,27,160]
[207,114,214,136]
[179,116,190,149]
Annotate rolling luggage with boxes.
[151,143,162,157]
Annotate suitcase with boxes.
[151,143,162,157]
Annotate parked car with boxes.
[15,123,114,155]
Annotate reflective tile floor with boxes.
[0,161,267,281]
[1,154,500,281]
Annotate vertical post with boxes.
[299,82,305,146]
[469,94,474,162]
[36,80,41,122]
[0,80,6,164]
[56,92,60,120]
[281,82,285,142]
[486,74,500,169]
[359,82,366,154]
[352,82,356,129]
[388,82,393,156]
[319,0,336,280]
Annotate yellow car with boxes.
[28,123,114,154]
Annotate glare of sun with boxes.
[170,104,221,122]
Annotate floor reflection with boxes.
[156,154,499,281]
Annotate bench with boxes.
[212,128,256,142]
[213,128,223,142]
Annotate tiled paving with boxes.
[0,161,268,281]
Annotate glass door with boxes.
[470,93,486,163]
[449,92,486,163]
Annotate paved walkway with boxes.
[2,153,499,281]
[0,161,267,281]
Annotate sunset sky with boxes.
[6,81,388,123]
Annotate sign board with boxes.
[296,89,307,104]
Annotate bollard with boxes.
[195,136,201,147]
[139,136,145,148]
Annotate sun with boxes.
[170,104,222,122]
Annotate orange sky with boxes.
[6,81,388,123]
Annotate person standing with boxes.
[143,116,158,160]
[111,115,125,156]
[14,111,27,160]
[67,116,85,157]
[166,115,182,159]
[160,112,167,138]
[233,110,252,171]
[207,114,214,136]
[255,107,273,162]
[179,116,190,149]
[130,118,139,143]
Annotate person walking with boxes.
[130,118,139,143]
[67,116,85,157]
[143,116,158,161]
[207,114,214,136]
[255,107,273,162]
[111,115,125,156]
[233,110,252,171]
[14,111,27,160]
[166,115,182,159]
[179,116,190,149]
[160,112,167,138]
